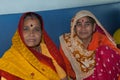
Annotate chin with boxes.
[27,45,35,48]
[79,36,88,39]
[28,44,40,48]
[27,44,35,47]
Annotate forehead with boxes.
[77,16,90,22]
[24,16,39,21]
[23,17,41,25]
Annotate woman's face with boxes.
[22,17,42,48]
[75,16,96,40]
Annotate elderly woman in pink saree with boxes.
[59,10,120,80]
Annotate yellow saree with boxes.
[0,12,67,80]
[0,31,60,80]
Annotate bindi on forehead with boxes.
[77,19,85,23]
[81,19,84,22]
[79,16,90,22]
[30,24,33,27]
[79,18,90,23]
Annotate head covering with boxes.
[60,10,118,80]
[113,28,120,44]
[71,10,116,45]
[18,12,43,45]
[0,12,65,80]
[17,12,66,71]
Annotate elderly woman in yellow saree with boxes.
[0,12,68,80]
[59,10,120,80]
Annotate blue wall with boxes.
[0,2,120,56]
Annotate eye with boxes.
[84,22,92,27]
[34,26,41,32]
[85,23,91,26]
[23,26,29,31]
[76,22,82,27]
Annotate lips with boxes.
[79,32,88,35]
[27,39,36,42]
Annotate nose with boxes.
[29,30,35,36]
[80,25,86,30]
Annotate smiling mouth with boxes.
[27,39,35,42]
[79,32,88,34]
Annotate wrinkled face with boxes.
[75,16,96,40]
[22,17,42,48]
